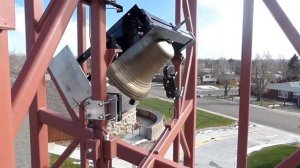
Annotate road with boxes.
[150,85,300,134]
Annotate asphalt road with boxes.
[149,85,300,134]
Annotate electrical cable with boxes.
[87,120,108,135]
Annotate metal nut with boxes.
[87,148,93,153]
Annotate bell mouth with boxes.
[107,38,174,101]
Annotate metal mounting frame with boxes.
[1,0,300,168]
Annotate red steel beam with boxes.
[236,0,254,168]
[25,1,49,167]
[36,0,56,32]
[116,139,188,168]
[38,108,93,140]
[90,0,108,167]
[180,47,193,104]
[263,0,300,56]
[79,103,89,168]
[180,129,191,160]
[51,140,80,168]
[91,0,107,100]
[12,0,79,138]
[276,149,300,168]
[183,0,197,167]
[156,100,192,155]
[77,2,88,73]
[173,0,182,162]
[77,2,89,167]
[116,139,149,165]
[0,30,15,168]
[181,0,196,105]
[140,100,193,167]
[182,0,194,35]
[0,0,15,29]
[154,157,189,168]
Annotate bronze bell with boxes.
[107,35,174,100]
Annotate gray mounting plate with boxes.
[48,46,91,109]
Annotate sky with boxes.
[7,0,300,60]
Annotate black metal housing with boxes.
[77,5,195,64]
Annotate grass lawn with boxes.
[50,154,80,168]
[248,144,300,168]
[138,98,234,129]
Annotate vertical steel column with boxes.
[0,30,15,168]
[90,0,108,167]
[236,0,254,167]
[25,1,49,167]
[183,0,197,167]
[78,3,88,73]
[173,0,182,163]
[12,0,79,137]
[77,2,89,167]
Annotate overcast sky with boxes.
[8,0,300,60]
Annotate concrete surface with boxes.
[194,124,300,168]
[48,123,300,168]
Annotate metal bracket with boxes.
[106,0,123,13]
[85,99,106,120]
[84,94,120,121]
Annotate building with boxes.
[265,81,300,105]
[200,73,217,84]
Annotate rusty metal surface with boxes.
[0,0,15,29]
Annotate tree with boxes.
[252,54,273,103]
[286,54,300,81]
[228,58,241,75]
[213,57,232,96]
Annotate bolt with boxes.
[99,115,104,119]
[87,148,93,153]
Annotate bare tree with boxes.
[213,57,233,96]
[274,55,288,81]
[252,53,273,103]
